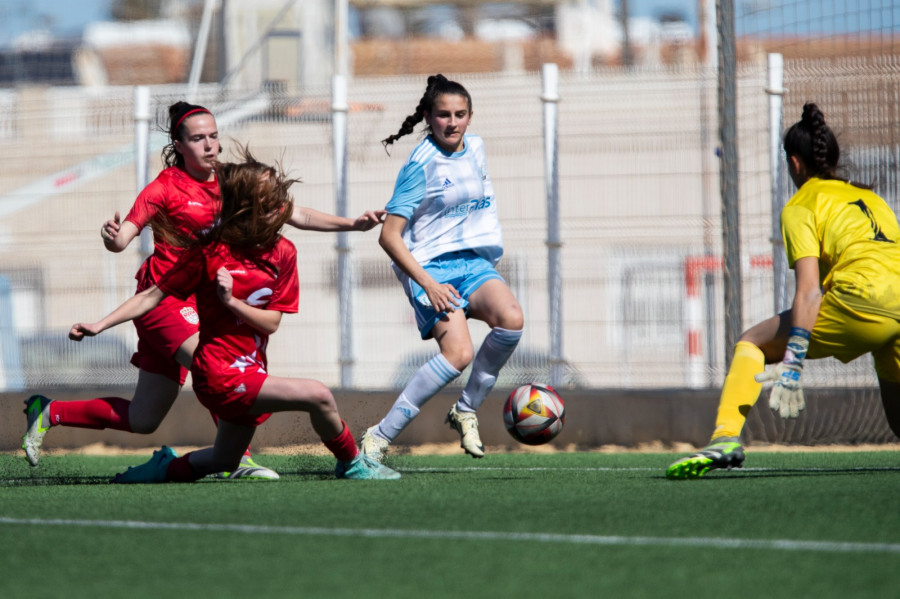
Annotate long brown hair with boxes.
[208,145,297,251]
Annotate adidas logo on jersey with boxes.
[441,178,454,190]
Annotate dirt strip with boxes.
[5,440,899,459]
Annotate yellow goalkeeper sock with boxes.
[711,341,765,441]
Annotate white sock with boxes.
[377,353,461,441]
[458,327,523,412]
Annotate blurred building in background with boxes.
[3,0,893,89]
[0,0,897,424]
[2,0,710,88]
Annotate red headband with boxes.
[174,108,211,132]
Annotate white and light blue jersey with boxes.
[385,134,503,266]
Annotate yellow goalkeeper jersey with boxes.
[781,177,900,319]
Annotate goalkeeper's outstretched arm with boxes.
[754,256,821,418]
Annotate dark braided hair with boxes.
[783,103,842,181]
[381,74,473,151]
[161,101,222,168]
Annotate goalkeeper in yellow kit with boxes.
[667,102,900,479]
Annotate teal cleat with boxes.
[22,394,54,467]
[666,437,745,480]
[211,454,280,480]
[113,446,178,484]
[336,454,401,480]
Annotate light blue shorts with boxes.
[397,250,504,339]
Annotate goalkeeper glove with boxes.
[753,327,810,419]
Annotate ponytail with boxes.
[783,102,841,180]
[381,74,473,151]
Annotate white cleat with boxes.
[360,425,391,463]
[446,404,485,458]
[212,454,280,480]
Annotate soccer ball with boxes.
[503,383,566,445]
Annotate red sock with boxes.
[166,453,203,482]
[323,420,358,462]
[49,398,132,431]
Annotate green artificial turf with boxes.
[1,450,898,599]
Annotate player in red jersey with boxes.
[64,147,399,482]
[22,102,383,479]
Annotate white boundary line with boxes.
[1,517,898,555]
[401,466,900,473]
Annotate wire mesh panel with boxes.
[0,1,898,402]
[0,69,749,390]
[728,1,900,441]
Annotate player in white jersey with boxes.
[388,132,503,267]
[360,74,524,461]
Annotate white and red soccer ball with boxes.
[503,383,566,445]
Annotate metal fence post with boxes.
[766,53,788,313]
[134,85,153,258]
[717,0,742,366]
[542,63,563,387]
[333,74,353,388]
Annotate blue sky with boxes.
[1,0,895,48]
[0,0,111,46]
[0,0,706,48]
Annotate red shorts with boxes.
[192,368,272,427]
[130,295,200,385]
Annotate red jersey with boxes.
[157,237,299,397]
[125,166,220,291]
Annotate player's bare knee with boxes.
[306,382,338,414]
[488,304,523,331]
[444,345,474,371]
[128,417,161,435]
[500,315,524,333]
[502,305,524,331]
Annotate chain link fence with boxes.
[0,1,898,400]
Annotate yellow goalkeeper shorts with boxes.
[808,291,900,383]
